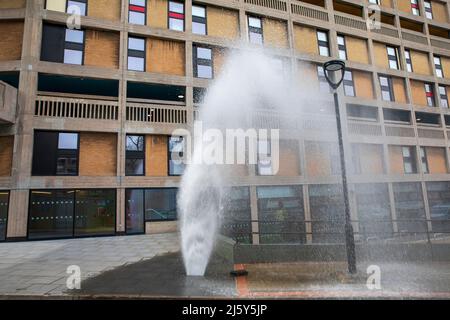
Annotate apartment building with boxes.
[1,0,450,244]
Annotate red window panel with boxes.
[169,12,184,19]
[129,5,145,13]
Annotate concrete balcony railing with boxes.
[126,102,187,124]
[0,81,17,124]
[35,95,119,121]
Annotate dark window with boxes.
[192,4,206,35]
[193,45,213,79]
[221,187,252,244]
[425,83,435,107]
[445,115,450,126]
[128,36,146,71]
[424,0,433,19]
[73,189,116,237]
[415,111,440,125]
[129,0,146,25]
[248,16,263,44]
[257,186,305,244]
[402,146,417,174]
[404,49,413,72]
[309,184,345,244]
[439,85,448,108]
[379,75,394,101]
[0,191,9,241]
[420,147,429,174]
[337,35,347,60]
[387,46,399,70]
[126,135,145,176]
[317,30,329,57]
[125,188,178,232]
[426,182,450,233]
[393,182,428,237]
[41,24,66,63]
[343,70,355,97]
[347,104,378,121]
[169,136,185,176]
[28,190,75,240]
[67,0,87,16]
[32,131,79,176]
[169,1,185,31]
[125,189,144,234]
[193,87,207,104]
[355,184,393,240]
[383,108,411,123]
[434,55,444,78]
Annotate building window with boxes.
[64,29,84,65]
[425,83,435,107]
[337,35,347,60]
[317,31,329,57]
[434,55,444,78]
[192,4,206,35]
[193,45,213,79]
[368,0,380,4]
[379,75,394,101]
[257,140,273,176]
[343,70,355,97]
[129,0,146,25]
[411,0,420,15]
[248,16,263,45]
[125,188,178,234]
[405,49,413,72]
[402,146,417,174]
[169,136,185,176]
[0,191,9,242]
[32,131,79,176]
[420,147,429,174]
[127,36,145,71]
[126,135,145,176]
[28,189,116,240]
[439,85,448,108]
[169,1,185,31]
[317,66,331,93]
[424,0,433,19]
[67,0,87,16]
[387,46,399,70]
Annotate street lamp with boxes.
[323,59,357,275]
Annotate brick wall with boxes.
[146,135,168,176]
[207,6,239,40]
[0,21,24,61]
[0,136,13,177]
[84,30,120,69]
[0,0,26,9]
[294,25,317,55]
[147,38,185,76]
[79,133,117,176]
[263,18,289,49]
[88,0,121,21]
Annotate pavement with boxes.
[1,234,450,299]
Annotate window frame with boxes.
[317,65,332,93]
[193,45,213,79]
[343,70,356,97]
[63,28,85,65]
[248,15,263,45]
[424,0,433,19]
[168,136,185,176]
[405,49,413,72]
[168,0,185,32]
[125,135,146,176]
[127,36,146,72]
[424,83,435,107]
[411,0,420,16]
[317,30,330,57]
[420,147,430,174]
[0,191,10,242]
[66,0,88,16]
[402,146,417,174]
[439,85,449,108]
[128,0,147,25]
[379,75,395,102]
[434,55,444,78]
[386,46,399,70]
[192,4,207,35]
[32,131,80,177]
[337,34,347,60]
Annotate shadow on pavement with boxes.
[70,252,237,298]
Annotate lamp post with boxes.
[323,60,357,274]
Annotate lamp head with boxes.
[323,60,346,90]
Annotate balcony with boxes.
[0,81,17,124]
